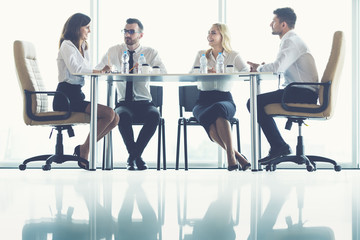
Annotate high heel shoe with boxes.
[227,164,239,171]
[241,162,251,171]
[74,145,89,170]
[236,154,251,171]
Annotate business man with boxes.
[96,18,167,170]
[247,7,319,164]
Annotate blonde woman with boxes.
[191,23,250,171]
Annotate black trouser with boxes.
[115,101,160,158]
[246,87,318,150]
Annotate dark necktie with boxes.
[125,50,135,101]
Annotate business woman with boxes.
[191,23,251,171]
[53,13,119,169]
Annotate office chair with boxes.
[14,40,90,170]
[263,31,345,172]
[175,85,241,170]
[115,85,166,170]
[253,185,335,240]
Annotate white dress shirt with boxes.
[258,30,319,92]
[96,43,167,102]
[57,40,93,86]
[191,50,248,91]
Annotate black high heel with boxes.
[74,145,89,170]
[237,154,251,171]
[227,164,239,171]
[241,162,251,171]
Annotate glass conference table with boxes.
[77,72,275,171]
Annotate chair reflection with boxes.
[21,175,165,240]
[251,184,335,240]
[21,183,95,240]
[177,176,240,240]
[22,207,89,240]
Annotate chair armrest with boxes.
[25,90,72,121]
[281,81,331,113]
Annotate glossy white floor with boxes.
[0,168,359,240]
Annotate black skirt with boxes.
[53,82,90,112]
[192,90,236,136]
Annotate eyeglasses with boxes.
[121,29,141,35]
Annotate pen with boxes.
[129,65,136,73]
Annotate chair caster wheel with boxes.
[19,164,26,171]
[265,165,271,171]
[42,164,51,171]
[270,164,277,171]
[306,165,314,172]
[266,164,276,171]
[334,165,342,172]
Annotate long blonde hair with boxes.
[206,23,232,58]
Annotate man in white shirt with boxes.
[96,18,167,170]
[247,7,319,164]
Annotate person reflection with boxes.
[253,182,291,239]
[116,177,158,240]
[74,178,116,239]
[191,186,236,240]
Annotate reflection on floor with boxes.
[0,169,358,240]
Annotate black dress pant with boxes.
[246,87,318,150]
[115,101,160,158]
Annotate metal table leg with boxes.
[89,75,98,171]
[249,74,260,171]
[102,77,114,170]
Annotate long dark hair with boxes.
[59,13,91,50]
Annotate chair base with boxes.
[18,125,87,171]
[264,154,342,172]
[19,154,88,171]
[264,118,342,172]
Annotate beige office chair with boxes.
[263,31,345,172]
[14,40,90,170]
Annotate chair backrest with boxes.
[318,31,345,118]
[178,85,200,116]
[14,40,48,125]
[150,85,163,107]
[150,85,163,116]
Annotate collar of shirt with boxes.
[209,50,229,61]
[126,44,142,54]
[81,41,87,52]
[280,30,296,46]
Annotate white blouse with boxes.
[191,50,248,91]
[57,40,93,86]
